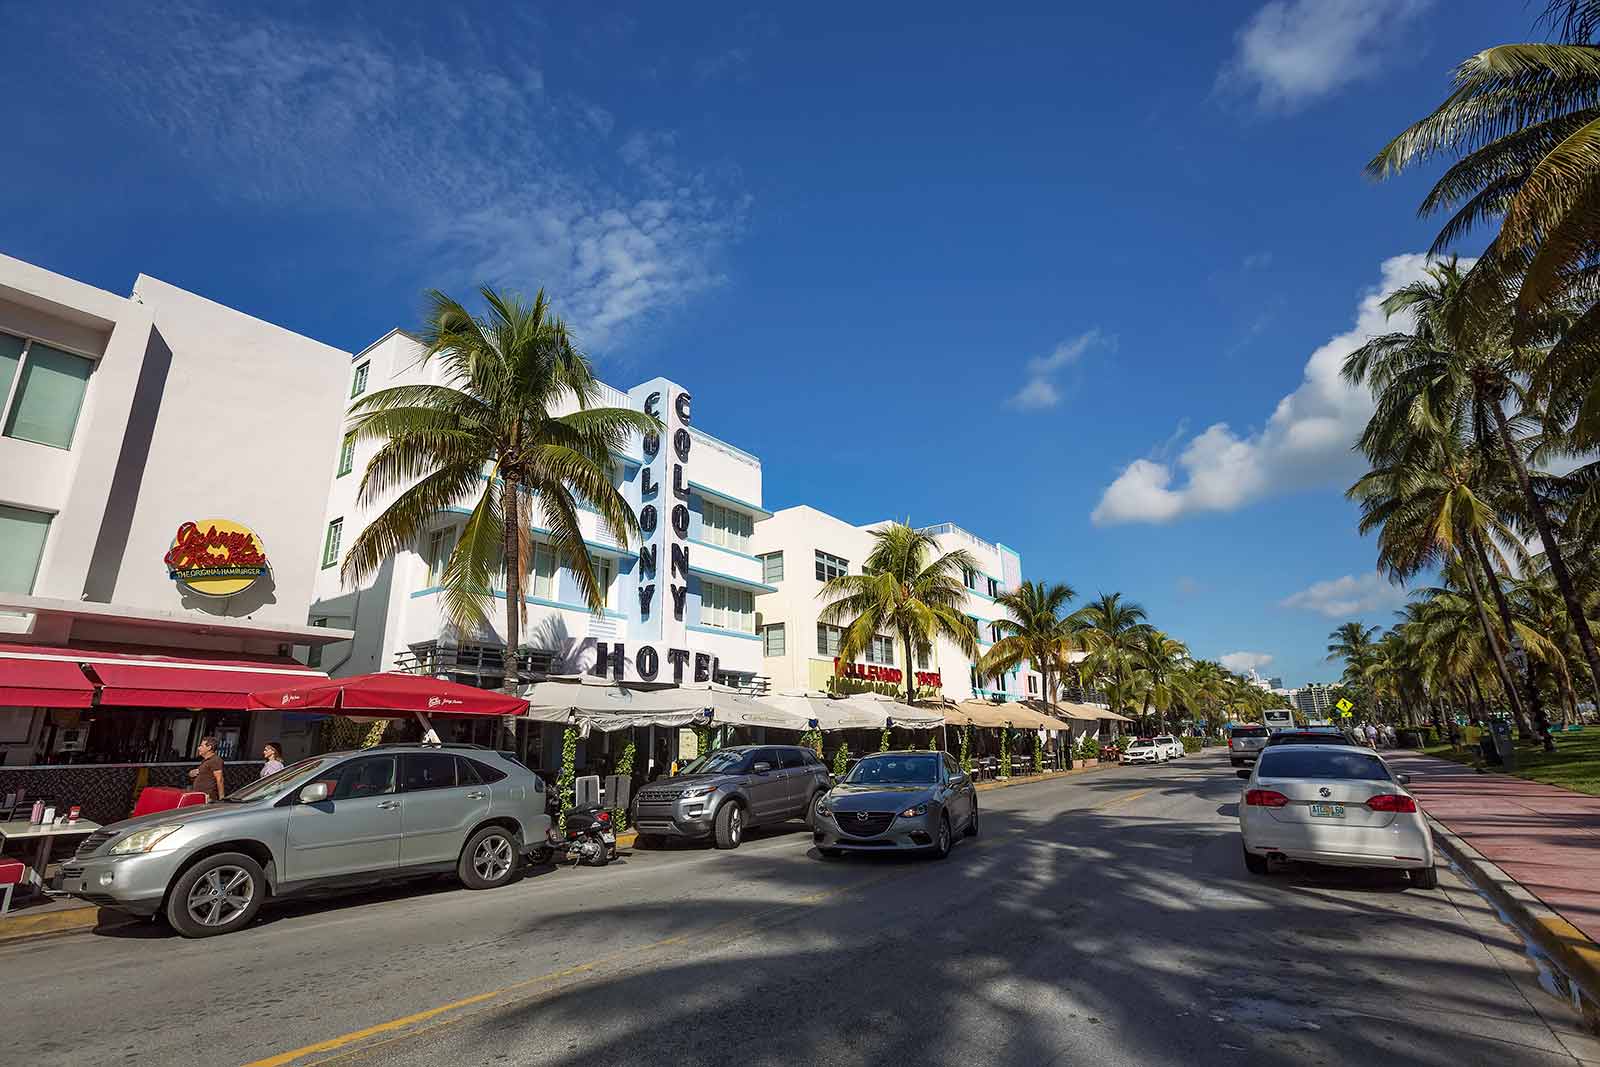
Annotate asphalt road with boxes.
[3,752,1596,1066]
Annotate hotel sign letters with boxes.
[834,658,941,689]
[636,388,692,624]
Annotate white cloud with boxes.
[1281,573,1409,618]
[1221,0,1434,110]
[1010,328,1110,411]
[50,6,743,347]
[1220,651,1275,673]
[1091,253,1436,525]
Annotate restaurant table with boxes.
[0,819,104,890]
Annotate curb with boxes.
[0,904,104,945]
[1425,813,1600,1003]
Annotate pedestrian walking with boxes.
[1364,722,1379,748]
[259,741,285,779]
[188,735,226,801]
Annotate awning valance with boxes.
[247,672,526,718]
[0,643,322,711]
[0,653,95,708]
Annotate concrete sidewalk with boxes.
[1390,752,1600,946]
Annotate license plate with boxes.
[601,832,616,844]
[1309,803,1345,819]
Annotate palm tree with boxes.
[1071,593,1152,718]
[1367,4,1600,324]
[1135,629,1188,734]
[1326,623,1380,681]
[1344,259,1600,716]
[977,580,1077,713]
[817,523,980,706]
[342,287,659,690]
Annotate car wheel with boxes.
[965,803,979,838]
[1243,847,1269,876]
[806,791,826,830]
[459,826,521,890]
[931,814,952,860]
[1410,865,1439,890]
[713,802,743,849]
[165,852,266,938]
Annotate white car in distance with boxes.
[1238,744,1436,888]
[1121,738,1165,765]
[1153,734,1183,760]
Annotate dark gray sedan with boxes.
[812,750,977,859]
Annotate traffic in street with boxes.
[2,752,1592,1067]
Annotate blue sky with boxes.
[1,1,1527,685]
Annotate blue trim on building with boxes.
[432,510,636,558]
[687,623,762,642]
[408,585,624,618]
[688,537,760,562]
[687,481,773,519]
[687,564,778,593]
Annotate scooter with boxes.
[532,804,617,867]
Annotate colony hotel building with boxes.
[309,330,772,704]
[0,254,352,797]
[751,506,1042,703]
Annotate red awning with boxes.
[246,672,527,718]
[0,655,96,708]
[0,643,323,711]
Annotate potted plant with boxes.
[1077,733,1099,769]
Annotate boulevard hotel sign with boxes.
[585,378,724,685]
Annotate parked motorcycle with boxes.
[530,804,616,867]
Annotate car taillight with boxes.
[1244,789,1289,807]
[1366,793,1417,813]
[595,810,612,822]
[1228,737,1235,748]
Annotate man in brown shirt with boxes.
[188,736,226,801]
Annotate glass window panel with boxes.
[763,623,786,656]
[0,504,52,595]
[322,519,343,568]
[759,552,783,583]
[351,362,369,397]
[339,432,356,476]
[0,332,23,414]
[4,342,93,448]
[587,554,614,607]
[817,623,842,656]
[532,545,557,599]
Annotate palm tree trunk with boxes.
[502,476,522,696]
[1490,402,1600,714]
[1471,530,1554,750]
[1458,544,1533,737]
[901,632,916,707]
[1468,676,1488,726]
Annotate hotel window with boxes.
[815,550,847,582]
[322,518,343,569]
[701,500,753,553]
[758,551,784,583]
[990,622,1004,644]
[531,544,557,600]
[700,581,755,634]
[987,576,999,598]
[916,645,930,670]
[866,635,895,665]
[587,553,614,607]
[762,623,786,657]
[963,567,978,591]
[351,362,370,398]
[338,432,357,477]
[425,527,455,586]
[817,623,843,656]
[1027,675,1039,695]
[0,503,52,595]
[0,331,94,450]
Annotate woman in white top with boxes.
[259,741,286,778]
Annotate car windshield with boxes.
[844,754,940,785]
[1268,732,1351,747]
[684,749,752,775]
[1232,726,1267,738]
[1129,740,1154,748]
[1257,750,1392,781]
[223,756,332,802]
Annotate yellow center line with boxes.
[248,779,1158,1067]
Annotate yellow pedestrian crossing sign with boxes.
[1334,698,1353,713]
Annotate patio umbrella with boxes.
[246,672,528,718]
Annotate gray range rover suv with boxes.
[631,744,832,849]
[56,744,549,938]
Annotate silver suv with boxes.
[55,744,549,938]
[631,745,832,849]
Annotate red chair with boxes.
[0,858,25,915]
[130,786,187,819]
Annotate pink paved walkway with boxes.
[1389,752,1600,944]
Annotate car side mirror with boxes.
[752,762,771,774]
[299,781,330,804]
[1395,773,1411,785]
[1235,770,1251,780]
